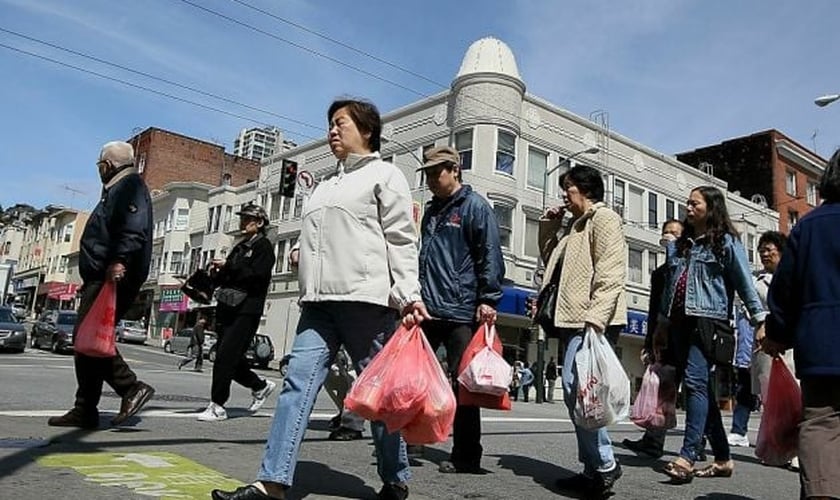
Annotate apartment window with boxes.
[495,130,516,175]
[648,192,659,229]
[524,215,540,258]
[785,170,797,196]
[493,203,513,248]
[270,192,281,221]
[678,204,688,221]
[665,199,676,221]
[628,247,644,283]
[746,233,756,265]
[224,206,233,231]
[628,185,644,226]
[281,196,291,221]
[63,222,74,243]
[165,211,173,232]
[212,206,221,233]
[222,173,232,186]
[807,181,818,206]
[170,251,183,273]
[190,247,201,273]
[162,252,169,273]
[454,129,473,170]
[137,153,146,174]
[274,240,287,273]
[648,251,658,275]
[175,208,189,230]
[206,207,215,233]
[293,194,304,219]
[789,209,800,228]
[613,179,626,218]
[527,147,548,191]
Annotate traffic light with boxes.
[280,159,298,198]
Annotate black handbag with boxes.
[694,317,736,366]
[215,287,247,308]
[534,263,561,336]
[181,269,214,305]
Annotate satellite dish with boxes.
[750,194,768,208]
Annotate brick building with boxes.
[128,127,260,193]
[676,130,825,233]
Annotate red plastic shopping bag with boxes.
[401,331,457,444]
[74,281,117,357]
[345,325,424,430]
[457,324,513,411]
[457,324,512,396]
[755,357,802,466]
[630,363,677,430]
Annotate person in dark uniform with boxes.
[49,141,155,429]
[179,316,207,371]
[197,203,276,422]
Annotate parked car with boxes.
[163,327,217,357]
[0,307,26,353]
[116,319,147,344]
[31,310,77,353]
[208,333,274,369]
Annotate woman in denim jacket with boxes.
[653,186,766,483]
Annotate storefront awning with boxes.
[497,286,534,317]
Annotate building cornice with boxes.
[775,139,825,177]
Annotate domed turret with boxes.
[456,37,522,81]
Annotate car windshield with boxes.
[123,320,143,329]
[0,310,16,323]
[57,313,77,325]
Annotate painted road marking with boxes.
[0,409,672,426]
[39,451,240,499]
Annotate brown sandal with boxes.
[662,457,694,484]
[695,460,734,478]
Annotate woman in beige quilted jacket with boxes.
[537,164,628,499]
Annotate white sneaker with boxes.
[249,379,276,412]
[197,402,227,422]
[727,432,750,447]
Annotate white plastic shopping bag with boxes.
[573,326,631,429]
[457,324,513,396]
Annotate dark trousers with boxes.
[211,311,265,405]
[73,280,139,413]
[422,319,482,466]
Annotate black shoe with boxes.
[622,438,664,459]
[48,408,98,429]
[211,485,283,500]
[328,413,342,431]
[377,482,408,500]
[438,460,483,474]
[328,427,363,441]
[112,382,155,425]
[593,462,622,496]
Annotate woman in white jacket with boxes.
[213,99,429,500]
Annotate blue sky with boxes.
[1,0,839,211]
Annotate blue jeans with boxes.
[681,344,730,462]
[730,366,754,436]
[256,302,410,487]
[562,333,616,473]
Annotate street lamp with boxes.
[541,147,600,212]
[815,94,840,107]
[534,145,599,404]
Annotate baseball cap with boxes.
[418,146,460,171]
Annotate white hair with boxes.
[99,141,134,167]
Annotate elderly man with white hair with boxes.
[49,140,155,429]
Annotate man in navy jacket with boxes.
[49,141,155,429]
[417,146,505,474]
[764,148,840,499]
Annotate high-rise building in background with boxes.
[233,126,295,162]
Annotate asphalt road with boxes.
[0,342,801,499]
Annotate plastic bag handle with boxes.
[484,323,496,347]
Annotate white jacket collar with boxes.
[338,151,380,175]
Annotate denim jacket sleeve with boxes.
[722,235,767,325]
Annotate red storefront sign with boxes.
[44,282,79,300]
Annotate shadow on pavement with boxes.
[492,453,576,495]
[289,461,378,499]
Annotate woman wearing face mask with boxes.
[538,165,628,499]
[653,186,766,483]
[212,98,429,500]
[197,203,277,422]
